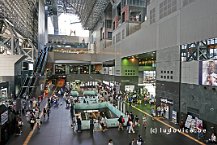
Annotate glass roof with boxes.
[56,0,110,30]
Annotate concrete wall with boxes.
[0,55,24,76]
[180,83,217,124]
[38,0,47,50]
[94,0,217,62]
[181,61,199,85]
[48,35,89,43]
[48,52,97,62]
[66,74,115,83]
[156,46,180,82]
[156,80,180,119]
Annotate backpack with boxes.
[122,118,125,123]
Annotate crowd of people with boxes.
[8,84,216,145]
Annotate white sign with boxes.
[160,98,173,105]
[1,110,8,125]
[125,85,135,92]
[185,115,193,129]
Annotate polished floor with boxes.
[25,100,201,145]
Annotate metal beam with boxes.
[0,18,36,61]
[181,38,217,61]
[1,0,38,43]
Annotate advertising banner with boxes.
[185,115,193,128]
[201,60,217,86]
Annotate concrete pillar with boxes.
[78,66,80,74]
[123,102,126,113]
[89,65,91,74]
[120,101,123,112]
[117,100,120,110]
[52,0,59,35]
[65,65,69,75]
[138,71,144,84]
[38,0,47,51]
[11,36,14,55]
[52,15,59,35]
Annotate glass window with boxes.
[80,65,89,74]
[55,64,66,74]
[105,20,112,28]
[69,65,78,74]
[108,32,112,39]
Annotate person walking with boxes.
[43,108,47,120]
[90,117,94,135]
[137,135,144,145]
[151,108,156,120]
[118,115,125,131]
[30,117,35,129]
[47,107,50,119]
[100,117,106,132]
[128,120,135,134]
[36,116,41,130]
[129,138,136,145]
[142,114,147,129]
[108,139,113,145]
[77,117,82,132]
[135,115,140,127]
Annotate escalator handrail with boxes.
[40,49,49,75]
[33,50,44,73]
[17,76,29,98]
[28,47,50,96]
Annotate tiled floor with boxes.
[26,99,201,145]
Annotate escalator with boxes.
[40,48,49,75]
[28,47,49,96]
[0,19,3,34]
[33,50,43,73]
[17,47,50,98]
[17,77,30,98]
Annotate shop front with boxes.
[0,82,9,101]
[0,104,9,145]
[160,98,174,120]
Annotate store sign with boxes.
[1,110,8,125]
[160,98,173,105]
